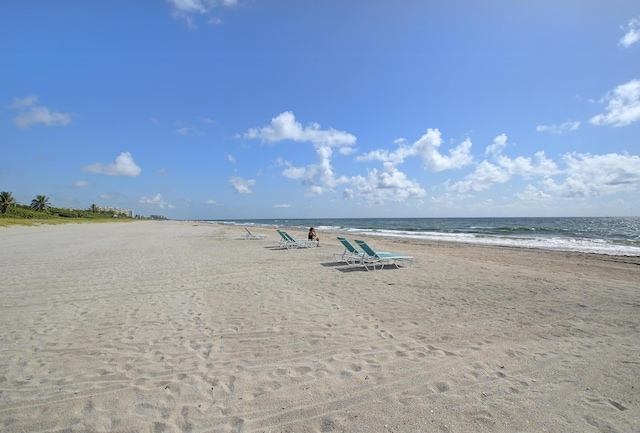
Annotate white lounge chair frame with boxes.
[244,227,267,240]
[354,239,414,271]
[276,230,316,249]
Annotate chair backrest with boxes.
[281,231,296,241]
[337,237,359,253]
[354,240,378,258]
[245,227,253,235]
[277,230,289,241]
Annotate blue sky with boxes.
[2,1,639,219]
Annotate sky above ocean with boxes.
[1,1,639,220]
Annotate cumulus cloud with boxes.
[81,152,142,177]
[447,135,559,193]
[590,79,640,127]
[306,185,325,197]
[244,112,356,197]
[536,120,581,134]
[243,111,357,149]
[230,176,255,194]
[619,16,640,48]
[446,160,511,193]
[446,142,640,205]
[485,133,508,156]
[139,193,173,209]
[515,185,552,201]
[10,95,71,128]
[357,128,473,171]
[414,129,474,171]
[352,163,426,205]
[542,153,640,198]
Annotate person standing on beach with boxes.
[308,227,320,246]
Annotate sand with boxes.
[0,221,638,433]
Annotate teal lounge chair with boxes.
[282,230,317,248]
[334,237,388,265]
[275,229,296,248]
[354,239,414,271]
[276,230,316,249]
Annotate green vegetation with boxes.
[30,194,51,212]
[0,191,17,214]
[0,190,147,227]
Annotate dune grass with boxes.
[0,217,136,228]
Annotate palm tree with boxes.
[30,195,51,212]
[0,191,18,214]
[89,203,99,214]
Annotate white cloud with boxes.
[515,185,552,201]
[205,199,220,205]
[306,185,325,197]
[11,95,71,128]
[590,79,640,127]
[358,128,473,172]
[446,160,510,193]
[230,176,255,194]
[139,193,173,209]
[245,112,357,197]
[485,134,508,156]
[282,165,308,180]
[619,16,640,48]
[356,143,415,166]
[243,111,356,149]
[227,154,236,163]
[447,136,559,193]
[175,124,203,136]
[352,163,426,205]
[543,153,640,198]
[414,129,474,171]
[273,203,291,208]
[81,152,142,177]
[73,180,90,188]
[167,0,237,28]
[536,120,581,134]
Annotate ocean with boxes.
[204,217,640,257]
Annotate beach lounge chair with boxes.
[354,239,414,271]
[275,230,315,249]
[244,227,267,240]
[276,229,296,249]
[281,230,317,248]
[333,237,388,265]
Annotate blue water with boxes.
[204,217,640,256]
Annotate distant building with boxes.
[98,206,134,218]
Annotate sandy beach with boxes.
[0,220,638,433]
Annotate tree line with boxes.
[0,191,135,219]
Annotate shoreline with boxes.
[1,221,638,432]
[200,218,640,258]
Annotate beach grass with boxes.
[0,216,137,227]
